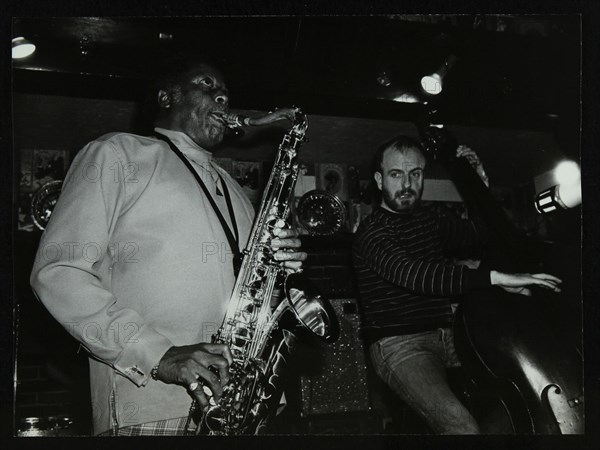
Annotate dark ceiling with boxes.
[11,15,581,177]
[12,16,579,123]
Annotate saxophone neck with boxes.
[221,107,308,135]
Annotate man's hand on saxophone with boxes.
[152,222,306,412]
[271,223,308,272]
[153,343,234,412]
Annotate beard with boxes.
[382,187,423,213]
[205,123,225,145]
[186,120,225,149]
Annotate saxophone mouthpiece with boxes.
[221,113,251,129]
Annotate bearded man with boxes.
[352,135,562,434]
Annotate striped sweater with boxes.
[352,206,491,342]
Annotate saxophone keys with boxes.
[254,266,267,278]
[203,386,217,406]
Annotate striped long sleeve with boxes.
[352,207,490,341]
[438,210,488,251]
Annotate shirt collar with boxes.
[154,127,214,165]
[376,205,422,220]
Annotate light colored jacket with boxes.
[30,128,254,434]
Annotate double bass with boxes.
[417,119,584,434]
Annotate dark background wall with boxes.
[13,92,567,185]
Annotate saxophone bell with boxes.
[283,272,339,343]
[200,405,222,434]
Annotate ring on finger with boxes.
[189,380,200,392]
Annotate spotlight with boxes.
[554,160,580,186]
[12,37,36,59]
[535,182,581,214]
[421,54,457,95]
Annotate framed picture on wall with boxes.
[20,148,33,190]
[32,149,69,190]
[19,148,69,232]
[294,163,316,198]
[316,162,348,201]
[18,149,34,231]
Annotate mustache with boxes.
[396,188,417,197]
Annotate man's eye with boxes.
[412,171,422,178]
[194,77,213,87]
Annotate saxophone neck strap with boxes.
[215,170,240,247]
[154,132,242,274]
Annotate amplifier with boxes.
[300,298,370,416]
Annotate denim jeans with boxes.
[369,328,480,434]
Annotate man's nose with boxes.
[214,91,229,106]
[403,176,412,188]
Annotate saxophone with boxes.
[191,107,338,435]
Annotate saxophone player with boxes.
[30,56,307,436]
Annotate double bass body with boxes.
[454,288,583,434]
[418,123,584,434]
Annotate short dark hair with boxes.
[133,53,221,134]
[153,53,220,93]
[372,135,426,174]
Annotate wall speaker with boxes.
[299,298,370,416]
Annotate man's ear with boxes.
[374,171,383,191]
[157,89,171,109]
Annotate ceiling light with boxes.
[421,73,443,95]
[421,54,457,96]
[393,93,420,103]
[12,37,36,59]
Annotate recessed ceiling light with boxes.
[12,37,36,59]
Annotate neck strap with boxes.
[155,132,242,274]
